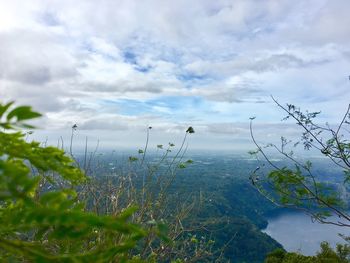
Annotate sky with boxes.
[0,0,349,152]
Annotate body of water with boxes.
[263,210,350,256]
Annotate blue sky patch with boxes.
[123,51,137,65]
[103,96,209,121]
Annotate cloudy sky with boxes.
[0,0,349,151]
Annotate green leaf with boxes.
[129,156,138,162]
[7,106,41,121]
[178,163,186,169]
[0,101,14,118]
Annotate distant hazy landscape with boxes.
[78,149,348,260]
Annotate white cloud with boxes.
[0,0,349,150]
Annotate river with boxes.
[262,210,350,256]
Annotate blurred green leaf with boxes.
[0,101,14,119]
[7,106,41,121]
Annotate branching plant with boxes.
[71,124,218,262]
[250,96,350,227]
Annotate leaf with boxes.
[178,163,186,169]
[7,106,41,121]
[0,101,14,118]
[129,156,138,162]
[186,126,195,134]
[0,123,13,129]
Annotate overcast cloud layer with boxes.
[0,0,349,150]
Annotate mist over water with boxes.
[263,210,350,256]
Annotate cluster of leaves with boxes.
[250,96,350,226]
[265,242,350,263]
[0,102,151,262]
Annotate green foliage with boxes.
[129,156,139,162]
[265,242,350,263]
[250,97,350,227]
[168,160,281,262]
[0,102,149,262]
[0,101,41,129]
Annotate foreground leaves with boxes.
[0,102,147,262]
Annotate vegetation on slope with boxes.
[265,242,350,263]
